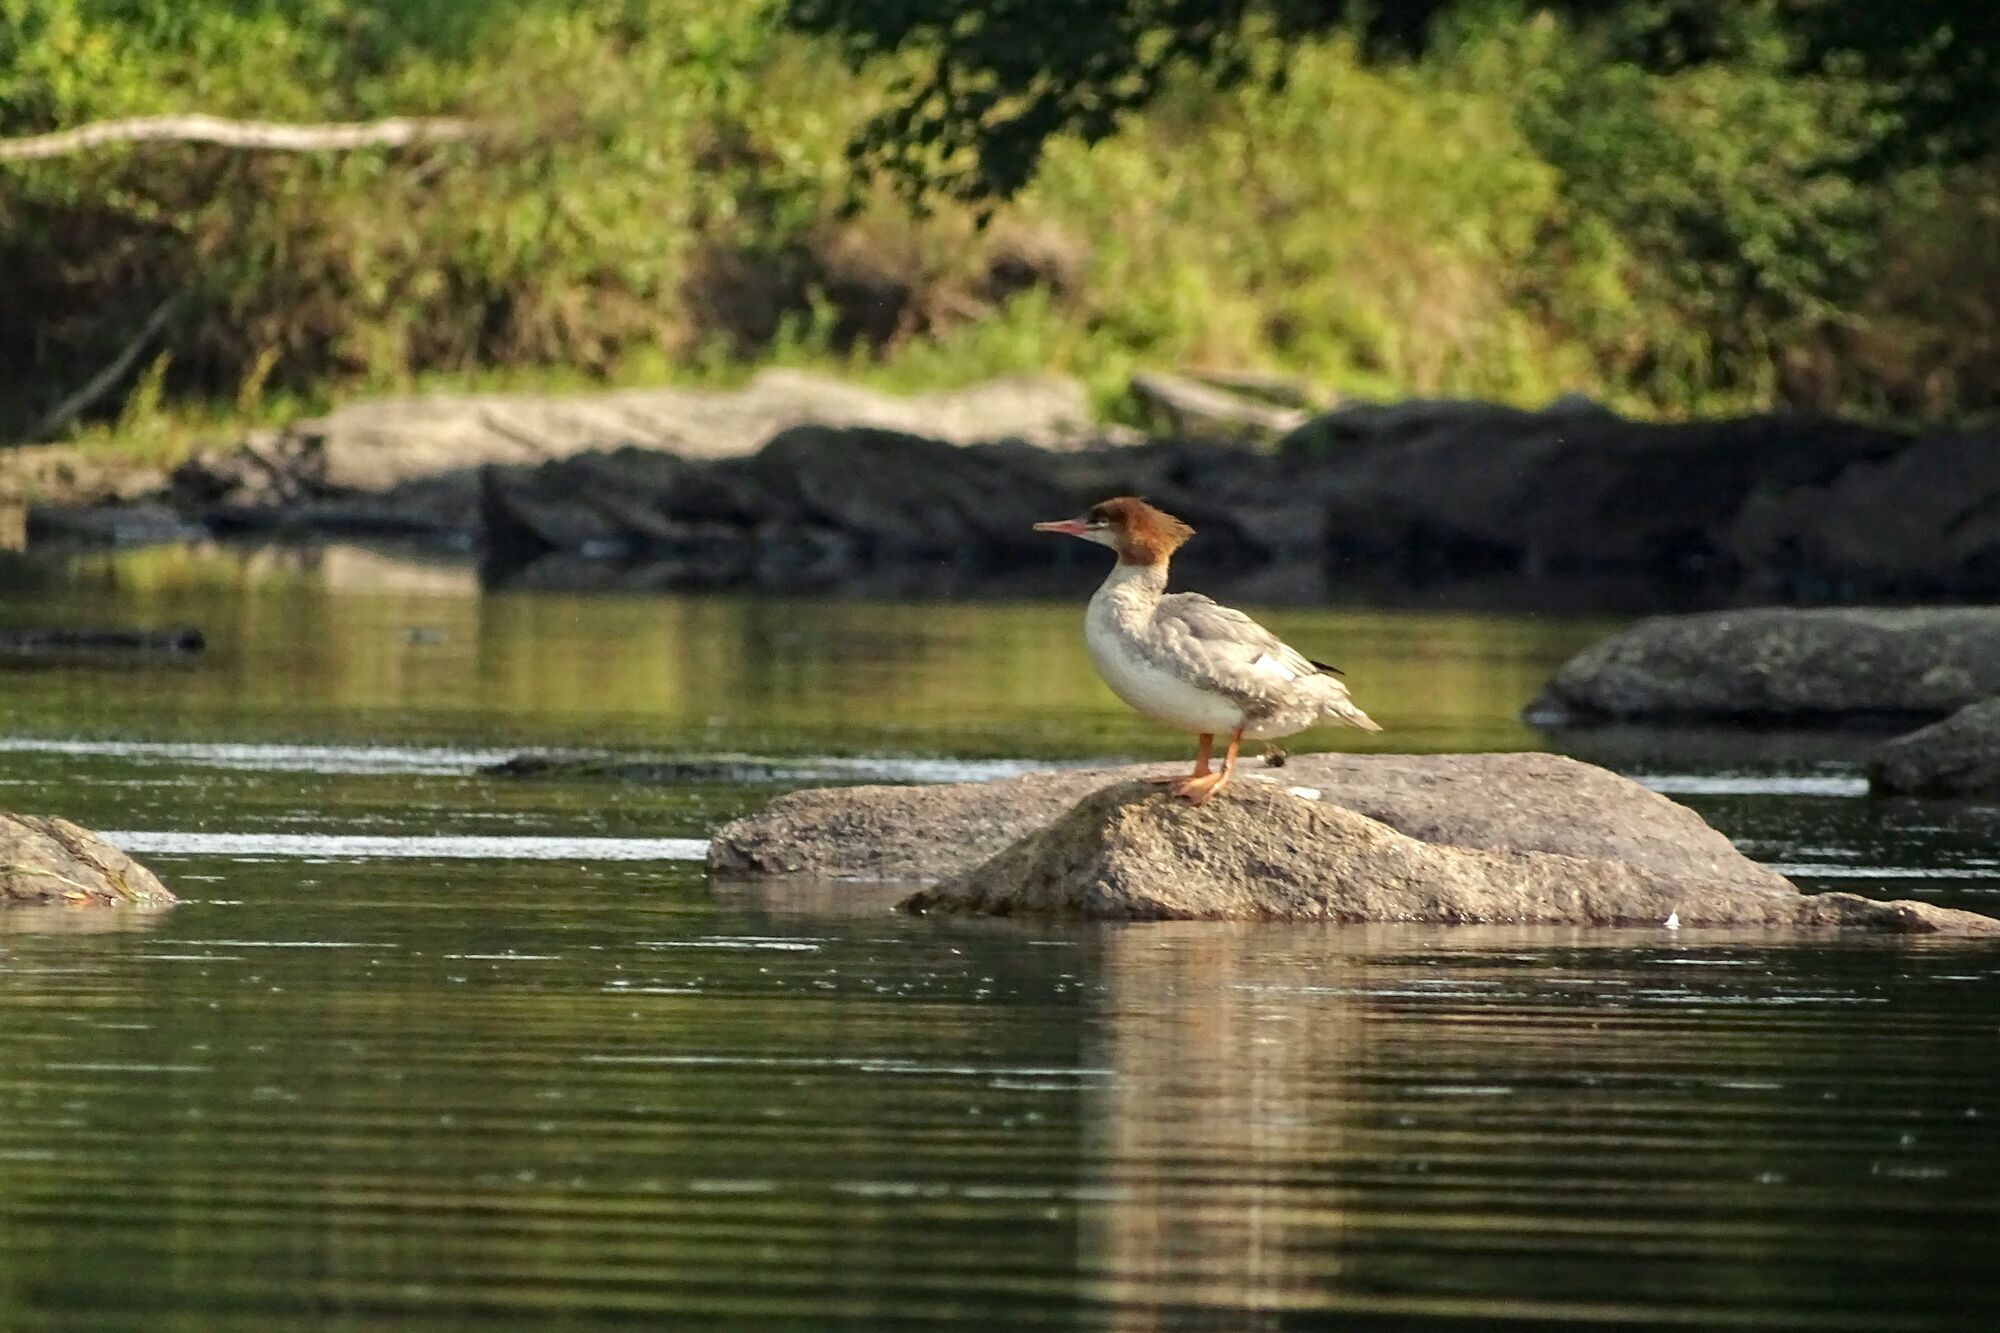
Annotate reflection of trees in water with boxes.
[1080,925,1369,1329]
[11,542,1601,757]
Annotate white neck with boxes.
[1095,557,1168,602]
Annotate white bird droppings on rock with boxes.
[1247,772,1320,800]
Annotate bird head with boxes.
[1034,496,1194,566]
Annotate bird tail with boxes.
[1315,677,1382,732]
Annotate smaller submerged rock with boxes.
[1869,698,2000,797]
[0,625,205,663]
[0,813,176,908]
[902,781,1997,934]
[487,753,791,784]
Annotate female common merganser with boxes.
[1035,496,1380,805]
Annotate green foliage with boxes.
[0,0,1995,451]
[1800,0,2000,173]
[783,0,1996,205]
[1512,5,1891,404]
[0,0,835,431]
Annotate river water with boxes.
[1,542,1995,1330]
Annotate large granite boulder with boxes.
[1526,608,2000,725]
[0,814,176,908]
[712,751,1788,891]
[1869,699,2000,797]
[902,781,1996,933]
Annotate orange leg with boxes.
[1175,726,1242,805]
[1146,732,1214,784]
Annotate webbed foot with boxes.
[1172,772,1229,805]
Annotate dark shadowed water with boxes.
[1,542,1996,1330]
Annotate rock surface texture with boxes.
[903,781,1996,933]
[713,751,1999,933]
[1526,608,2000,724]
[710,753,1795,887]
[1869,699,2000,796]
[0,814,175,908]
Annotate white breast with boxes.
[1085,614,1245,735]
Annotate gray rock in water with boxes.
[902,780,1997,934]
[1526,607,2000,725]
[0,814,176,908]
[1869,698,2000,796]
[709,752,1789,892]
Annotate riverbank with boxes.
[11,372,2000,612]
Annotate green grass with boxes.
[2,0,1993,465]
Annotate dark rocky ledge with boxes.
[27,382,1978,608]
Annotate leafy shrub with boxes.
[0,0,1993,446]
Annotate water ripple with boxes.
[0,737,513,776]
[101,832,709,861]
[1637,773,1870,798]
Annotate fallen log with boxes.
[0,113,480,162]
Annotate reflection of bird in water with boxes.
[1034,496,1379,805]
[401,627,446,646]
[1083,925,1364,1327]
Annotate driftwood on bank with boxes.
[0,113,480,162]
[5,112,481,443]
[1129,370,1311,439]
[25,296,184,444]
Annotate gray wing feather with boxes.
[1152,593,1319,700]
